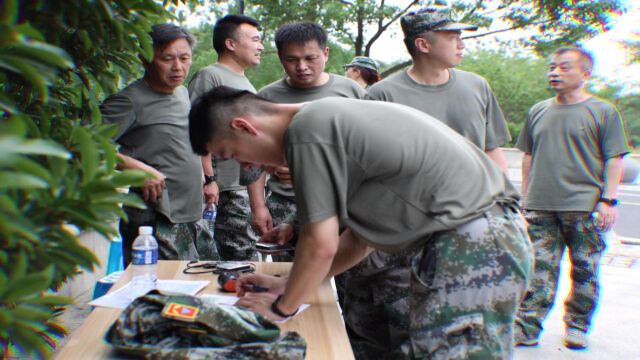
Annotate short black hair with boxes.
[274,21,327,53]
[403,31,437,58]
[553,47,595,73]
[149,23,195,51]
[189,86,273,156]
[213,14,260,55]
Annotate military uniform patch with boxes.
[162,301,200,322]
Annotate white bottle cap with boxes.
[138,226,153,235]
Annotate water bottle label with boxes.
[203,209,215,220]
[132,249,158,265]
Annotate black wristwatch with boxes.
[271,295,298,318]
[598,197,619,206]
[204,174,217,185]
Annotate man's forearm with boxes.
[276,217,340,315]
[247,172,267,211]
[521,153,532,205]
[201,153,214,176]
[326,229,372,279]
[485,147,509,173]
[602,155,625,198]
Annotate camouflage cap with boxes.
[401,7,477,38]
[343,56,380,72]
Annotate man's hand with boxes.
[234,292,283,321]
[251,205,273,235]
[235,273,287,297]
[142,167,166,202]
[593,202,618,231]
[274,166,292,185]
[204,181,219,205]
[261,223,295,245]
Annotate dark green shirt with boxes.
[101,79,203,223]
[286,98,519,252]
[189,64,257,192]
[516,97,629,211]
[367,69,510,150]
[258,74,366,198]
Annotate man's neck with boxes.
[286,72,330,89]
[407,58,451,86]
[555,88,591,105]
[217,55,246,76]
[143,76,175,94]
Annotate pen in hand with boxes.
[242,283,270,293]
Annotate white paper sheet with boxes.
[199,294,310,323]
[89,280,210,309]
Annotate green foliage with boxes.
[459,48,638,149]
[0,0,176,357]
[459,49,553,145]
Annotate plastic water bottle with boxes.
[130,226,158,300]
[203,203,217,233]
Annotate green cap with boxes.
[401,6,477,38]
[343,56,379,72]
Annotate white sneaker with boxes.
[564,328,588,349]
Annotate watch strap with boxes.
[598,197,619,206]
[204,174,217,185]
[271,295,298,318]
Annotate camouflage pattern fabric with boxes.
[339,249,417,359]
[120,205,218,267]
[410,205,533,359]
[106,291,306,359]
[516,210,605,339]
[215,189,259,261]
[265,192,298,262]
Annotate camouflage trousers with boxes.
[341,205,532,359]
[411,205,532,359]
[515,210,606,338]
[265,192,298,262]
[215,189,259,261]
[339,249,416,359]
[120,206,218,267]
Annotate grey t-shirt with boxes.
[101,79,203,223]
[188,64,257,192]
[286,98,519,253]
[258,74,366,197]
[367,68,510,150]
[516,97,629,211]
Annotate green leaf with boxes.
[28,294,72,306]
[3,266,53,302]
[109,169,148,187]
[9,157,52,182]
[0,0,18,24]
[0,40,74,69]
[0,137,70,158]
[0,171,49,189]
[75,127,99,183]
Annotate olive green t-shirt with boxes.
[258,74,366,197]
[367,69,510,150]
[286,98,519,253]
[101,79,203,223]
[516,97,629,211]
[188,64,257,192]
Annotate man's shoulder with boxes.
[528,98,555,116]
[258,78,286,95]
[328,74,366,97]
[585,96,619,112]
[451,68,489,87]
[367,71,406,95]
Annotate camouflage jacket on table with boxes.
[105,291,306,359]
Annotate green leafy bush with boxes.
[0,0,181,357]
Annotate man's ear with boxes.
[224,38,235,52]
[230,117,258,135]
[323,46,330,58]
[415,37,431,54]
